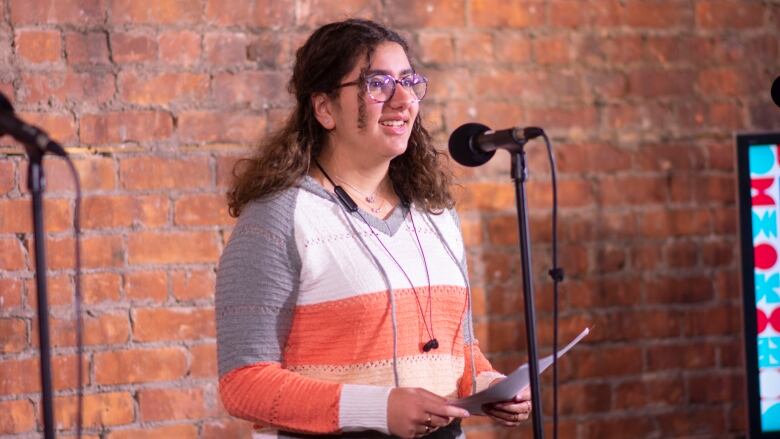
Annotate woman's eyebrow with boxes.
[365,68,415,77]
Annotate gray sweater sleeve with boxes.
[215,189,301,376]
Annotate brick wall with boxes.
[0,0,778,437]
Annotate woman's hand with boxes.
[482,380,532,427]
[387,387,470,438]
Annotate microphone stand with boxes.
[24,140,57,439]
[511,149,544,439]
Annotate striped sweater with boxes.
[215,177,502,437]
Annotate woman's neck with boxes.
[314,147,392,196]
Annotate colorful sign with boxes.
[750,143,780,432]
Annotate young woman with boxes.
[216,19,532,438]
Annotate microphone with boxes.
[772,75,780,108]
[0,92,67,157]
[448,123,543,167]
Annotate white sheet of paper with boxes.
[450,327,590,415]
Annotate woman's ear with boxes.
[311,92,335,130]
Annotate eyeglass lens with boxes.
[367,74,427,102]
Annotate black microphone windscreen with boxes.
[448,123,495,167]
[0,92,13,113]
[772,75,780,108]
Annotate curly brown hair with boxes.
[227,19,453,217]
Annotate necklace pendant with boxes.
[370,205,382,214]
[365,194,376,204]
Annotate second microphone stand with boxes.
[511,148,544,439]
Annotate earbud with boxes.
[422,338,439,352]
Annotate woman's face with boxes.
[325,42,420,164]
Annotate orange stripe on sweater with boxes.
[284,286,468,367]
[457,342,495,398]
[219,362,341,434]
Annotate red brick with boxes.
[132,307,215,341]
[107,424,198,439]
[685,304,741,336]
[15,30,62,63]
[470,0,540,28]
[216,155,241,189]
[492,32,532,64]
[582,415,656,438]
[0,237,26,270]
[647,343,717,371]
[48,354,89,390]
[455,32,494,63]
[94,347,188,385]
[26,274,73,308]
[174,194,231,226]
[628,68,696,98]
[702,240,734,267]
[80,111,174,144]
[0,160,15,195]
[596,176,666,205]
[128,231,220,264]
[211,71,289,108]
[550,0,586,28]
[202,418,254,439]
[110,0,203,24]
[82,195,134,229]
[696,0,765,28]
[657,407,726,437]
[0,198,72,233]
[0,358,39,394]
[50,312,130,347]
[457,182,515,211]
[16,112,77,145]
[125,270,168,302]
[44,234,124,269]
[19,70,115,106]
[205,0,254,25]
[172,269,215,301]
[191,343,217,377]
[645,275,713,304]
[639,208,712,238]
[614,377,685,409]
[0,278,24,310]
[679,101,745,131]
[533,34,572,65]
[20,156,117,193]
[10,0,105,25]
[633,143,706,172]
[159,31,201,66]
[177,111,266,144]
[418,32,454,64]
[622,0,691,28]
[82,272,122,304]
[64,31,109,65]
[295,0,378,27]
[204,32,250,65]
[557,382,611,415]
[644,35,696,64]
[425,68,473,102]
[557,143,632,173]
[55,392,134,429]
[0,399,36,434]
[119,71,209,105]
[581,34,644,65]
[120,156,210,190]
[250,0,294,27]
[139,387,205,421]
[0,318,27,353]
[247,32,290,67]
[567,278,637,309]
[524,105,599,134]
[110,32,158,63]
[387,0,465,27]
[664,240,698,268]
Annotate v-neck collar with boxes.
[299,175,409,237]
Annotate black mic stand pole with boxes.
[511,149,544,439]
[26,143,56,439]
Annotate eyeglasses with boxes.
[336,73,428,103]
